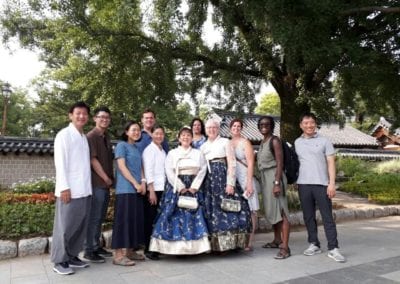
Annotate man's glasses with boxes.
[96,116,111,120]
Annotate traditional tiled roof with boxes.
[337,148,400,160]
[0,137,54,155]
[370,116,392,135]
[209,109,378,148]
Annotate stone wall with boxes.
[0,154,55,189]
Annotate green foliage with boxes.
[0,82,37,137]
[336,157,369,177]
[0,203,54,239]
[255,92,281,116]
[373,160,400,174]
[286,187,301,212]
[1,0,400,141]
[11,177,55,194]
[337,158,400,204]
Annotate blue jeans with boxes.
[85,187,110,254]
[298,184,339,250]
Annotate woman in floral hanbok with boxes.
[201,119,251,252]
[149,127,210,255]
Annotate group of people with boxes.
[50,101,346,276]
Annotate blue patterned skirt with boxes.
[204,161,251,251]
[149,175,211,255]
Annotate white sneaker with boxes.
[303,243,322,256]
[327,248,346,262]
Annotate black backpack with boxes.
[269,136,299,184]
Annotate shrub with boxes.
[0,203,55,239]
[373,160,400,174]
[12,177,55,194]
[336,157,370,177]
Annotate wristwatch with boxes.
[273,180,280,185]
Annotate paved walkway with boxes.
[1,192,400,284]
[1,216,400,284]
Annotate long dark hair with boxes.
[190,117,206,137]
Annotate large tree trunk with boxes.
[272,77,310,144]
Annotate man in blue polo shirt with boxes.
[295,112,346,263]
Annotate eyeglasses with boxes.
[96,115,111,120]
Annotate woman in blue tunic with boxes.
[112,121,146,266]
[201,118,251,252]
[149,127,211,255]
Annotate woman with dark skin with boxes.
[257,116,291,259]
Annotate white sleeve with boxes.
[165,151,186,192]
[143,146,155,184]
[190,151,207,190]
[54,131,70,195]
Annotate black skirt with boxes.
[111,193,145,249]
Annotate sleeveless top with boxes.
[257,137,277,170]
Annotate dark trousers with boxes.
[143,191,163,252]
[85,187,110,254]
[298,184,338,250]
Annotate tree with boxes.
[0,82,36,137]
[255,91,280,116]
[2,1,399,142]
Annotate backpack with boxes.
[269,136,299,184]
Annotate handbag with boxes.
[221,197,241,212]
[177,195,199,210]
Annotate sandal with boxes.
[262,240,282,249]
[113,256,136,266]
[127,251,145,261]
[274,247,291,259]
[244,246,253,252]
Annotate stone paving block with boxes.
[335,209,355,222]
[353,209,367,219]
[47,237,52,254]
[288,213,301,226]
[388,206,399,215]
[382,206,391,217]
[0,240,17,260]
[18,237,48,257]
[373,208,385,218]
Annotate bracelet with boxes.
[141,178,147,183]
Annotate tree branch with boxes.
[342,6,400,16]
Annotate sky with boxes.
[0,40,45,92]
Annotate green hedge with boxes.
[0,203,55,240]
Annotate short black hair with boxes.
[257,116,275,132]
[299,112,317,123]
[69,101,90,115]
[93,106,111,116]
[152,124,165,133]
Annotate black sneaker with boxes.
[83,252,106,263]
[96,247,113,257]
[53,262,74,275]
[68,257,90,268]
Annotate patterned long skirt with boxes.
[149,175,211,255]
[203,161,251,251]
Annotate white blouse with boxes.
[165,146,207,193]
[142,142,166,191]
[200,136,236,187]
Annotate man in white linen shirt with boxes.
[51,101,92,275]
